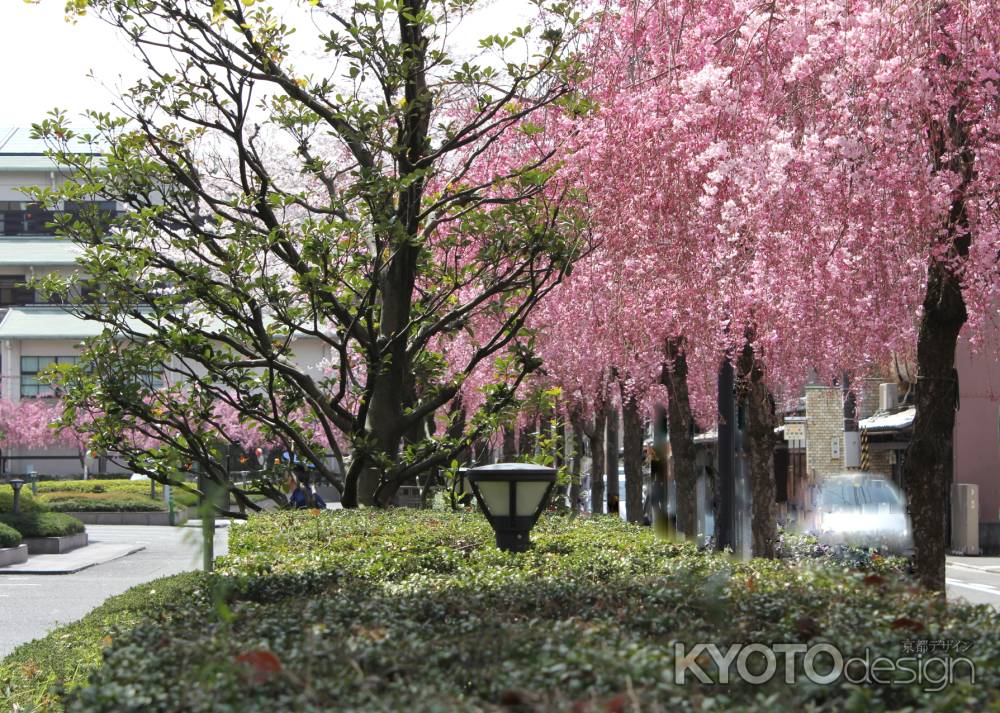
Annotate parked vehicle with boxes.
[808,472,912,553]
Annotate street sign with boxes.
[783,423,805,441]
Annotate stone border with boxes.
[60,509,189,526]
[24,532,89,555]
[0,544,29,567]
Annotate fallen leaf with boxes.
[890,617,924,632]
[234,649,283,684]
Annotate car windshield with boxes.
[819,478,904,513]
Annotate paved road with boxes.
[0,524,228,657]
[946,557,1000,609]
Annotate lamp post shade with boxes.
[6,479,25,514]
[463,463,557,552]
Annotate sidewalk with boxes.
[946,555,1000,574]
[0,524,227,657]
[0,543,144,575]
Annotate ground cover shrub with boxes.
[0,572,210,713]
[776,528,911,572]
[27,510,999,713]
[37,492,166,513]
[0,512,85,538]
[0,522,21,548]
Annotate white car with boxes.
[811,473,912,553]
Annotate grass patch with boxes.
[3,511,999,712]
[0,522,21,548]
[0,512,85,538]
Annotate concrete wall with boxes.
[805,385,844,480]
[1,333,335,476]
[1,338,83,404]
[0,170,58,201]
[954,335,1000,523]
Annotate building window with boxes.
[0,202,55,236]
[20,356,80,397]
[0,275,33,306]
[0,200,116,236]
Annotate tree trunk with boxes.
[662,337,698,538]
[518,416,536,458]
[502,425,517,461]
[605,399,619,516]
[738,343,778,559]
[902,259,966,590]
[899,76,974,592]
[571,403,607,515]
[570,421,584,514]
[620,384,644,524]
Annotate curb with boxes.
[0,544,145,575]
[61,509,190,526]
[945,560,1000,574]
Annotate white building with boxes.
[0,127,334,477]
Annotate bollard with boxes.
[164,484,174,526]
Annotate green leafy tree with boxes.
[33,0,584,509]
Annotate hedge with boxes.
[0,510,985,713]
[0,521,21,548]
[36,479,200,508]
[0,512,86,538]
[38,492,166,513]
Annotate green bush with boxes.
[36,479,200,507]
[38,492,166,513]
[8,510,991,713]
[0,488,43,514]
[0,512,85,538]
[0,521,21,548]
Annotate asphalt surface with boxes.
[946,558,1000,609]
[0,524,228,657]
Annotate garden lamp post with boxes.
[7,479,25,514]
[463,463,556,552]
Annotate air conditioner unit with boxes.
[879,383,898,412]
[951,483,980,555]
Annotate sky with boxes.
[5,2,134,126]
[2,0,535,129]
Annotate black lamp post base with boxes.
[495,529,531,552]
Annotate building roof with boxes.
[0,127,101,171]
[0,127,101,155]
[0,155,63,172]
[0,239,82,266]
[0,307,108,340]
[859,407,915,433]
[0,307,293,342]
